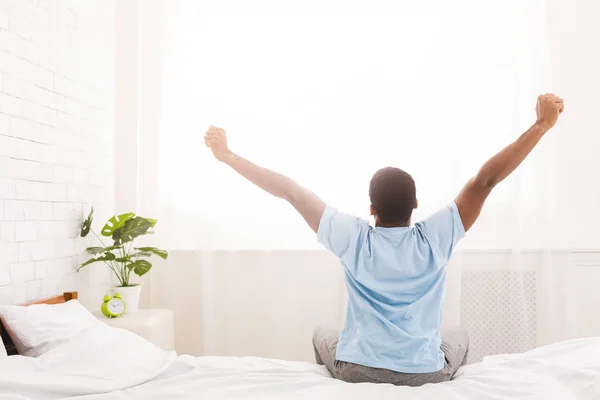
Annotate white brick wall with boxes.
[0,0,115,306]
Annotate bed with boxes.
[1,292,599,400]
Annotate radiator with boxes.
[460,270,537,363]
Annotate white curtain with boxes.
[155,0,554,251]
[130,0,582,363]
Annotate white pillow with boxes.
[0,300,105,357]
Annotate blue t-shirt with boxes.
[317,202,465,373]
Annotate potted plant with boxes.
[78,208,168,313]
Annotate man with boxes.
[205,94,564,386]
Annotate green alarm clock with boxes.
[101,292,126,318]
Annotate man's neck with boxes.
[375,219,411,228]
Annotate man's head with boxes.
[369,167,417,227]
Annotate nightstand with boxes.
[93,309,175,351]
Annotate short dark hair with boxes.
[369,167,416,224]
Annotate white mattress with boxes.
[1,328,599,399]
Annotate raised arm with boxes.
[456,94,564,231]
[204,126,326,233]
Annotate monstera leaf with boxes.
[130,251,153,258]
[129,259,152,276]
[77,252,116,271]
[101,213,136,237]
[134,247,168,260]
[113,217,153,244]
[80,208,94,237]
[85,246,105,255]
[85,245,121,255]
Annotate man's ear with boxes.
[370,204,375,216]
[414,199,419,209]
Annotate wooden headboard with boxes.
[1,291,78,356]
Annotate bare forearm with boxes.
[221,151,326,232]
[455,94,563,232]
[205,125,326,233]
[476,122,548,187]
[222,152,296,200]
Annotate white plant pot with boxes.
[114,284,142,314]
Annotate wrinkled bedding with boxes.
[1,325,599,399]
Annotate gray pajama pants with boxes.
[312,326,469,387]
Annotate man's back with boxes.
[318,202,465,373]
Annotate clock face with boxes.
[107,299,125,315]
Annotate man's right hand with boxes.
[205,125,232,162]
[536,93,564,131]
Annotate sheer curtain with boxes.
[133,0,568,362]
[154,0,553,251]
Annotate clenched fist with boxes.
[205,126,231,162]
[536,93,564,130]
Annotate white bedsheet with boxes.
[1,327,599,400]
